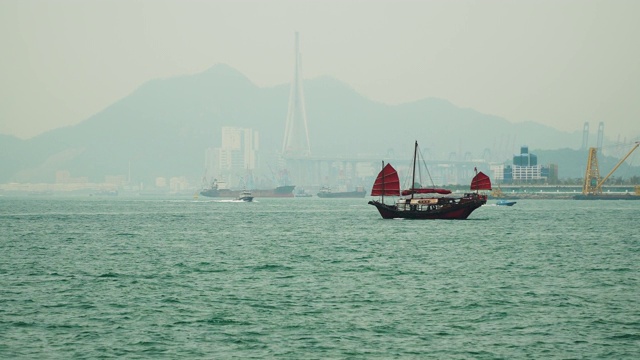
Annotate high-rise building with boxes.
[219,126,258,171]
[204,127,259,188]
[491,145,558,184]
[512,146,537,166]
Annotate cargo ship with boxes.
[317,186,367,198]
[200,180,295,198]
[251,185,296,198]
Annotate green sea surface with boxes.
[1,197,639,358]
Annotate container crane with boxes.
[582,142,640,196]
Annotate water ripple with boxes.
[1,197,639,358]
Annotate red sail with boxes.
[470,171,492,190]
[401,188,452,196]
[371,163,401,196]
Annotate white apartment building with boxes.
[204,127,259,187]
[511,164,545,181]
[219,126,258,171]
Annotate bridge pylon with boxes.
[282,32,311,158]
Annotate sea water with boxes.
[1,196,638,358]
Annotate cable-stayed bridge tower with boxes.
[277,33,492,189]
[282,32,311,157]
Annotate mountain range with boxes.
[1,64,638,185]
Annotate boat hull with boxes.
[368,194,486,220]
[200,185,295,198]
[251,185,295,198]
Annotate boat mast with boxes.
[381,160,385,203]
[411,141,418,199]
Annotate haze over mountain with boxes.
[1,64,637,185]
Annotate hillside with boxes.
[3,64,631,185]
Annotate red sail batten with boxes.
[470,171,492,191]
[401,188,452,196]
[371,163,400,196]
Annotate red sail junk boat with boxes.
[368,141,492,220]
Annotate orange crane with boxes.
[582,142,640,195]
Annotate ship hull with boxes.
[252,185,295,198]
[368,195,486,220]
[200,185,295,198]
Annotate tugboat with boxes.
[368,141,492,220]
[496,199,517,206]
[294,188,313,197]
[237,190,254,202]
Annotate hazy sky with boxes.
[2,0,639,141]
